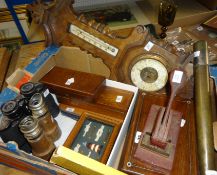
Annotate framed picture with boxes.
[64,111,122,163]
[77,1,150,30]
[81,4,137,28]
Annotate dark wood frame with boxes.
[119,92,198,175]
[64,111,122,163]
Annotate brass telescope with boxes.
[194,40,216,174]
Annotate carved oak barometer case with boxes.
[29,0,183,93]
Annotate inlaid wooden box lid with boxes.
[40,66,106,101]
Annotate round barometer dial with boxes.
[130,59,168,92]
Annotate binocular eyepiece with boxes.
[20,82,60,118]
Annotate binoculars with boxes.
[0,97,32,153]
[0,82,61,159]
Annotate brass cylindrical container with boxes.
[29,93,61,141]
[19,116,55,160]
[194,40,216,174]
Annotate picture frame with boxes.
[64,111,122,163]
[76,1,150,30]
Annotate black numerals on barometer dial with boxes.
[130,59,168,92]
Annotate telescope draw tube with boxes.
[194,40,215,174]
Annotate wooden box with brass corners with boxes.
[119,92,198,175]
[63,111,122,163]
[29,0,184,93]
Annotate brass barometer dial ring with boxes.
[130,56,168,92]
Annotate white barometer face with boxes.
[130,59,168,92]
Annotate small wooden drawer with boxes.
[95,86,134,113]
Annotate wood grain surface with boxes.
[0,165,32,175]
[119,92,198,175]
[95,86,134,113]
[59,96,126,121]
[15,42,45,70]
[40,66,106,101]
[0,47,11,91]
